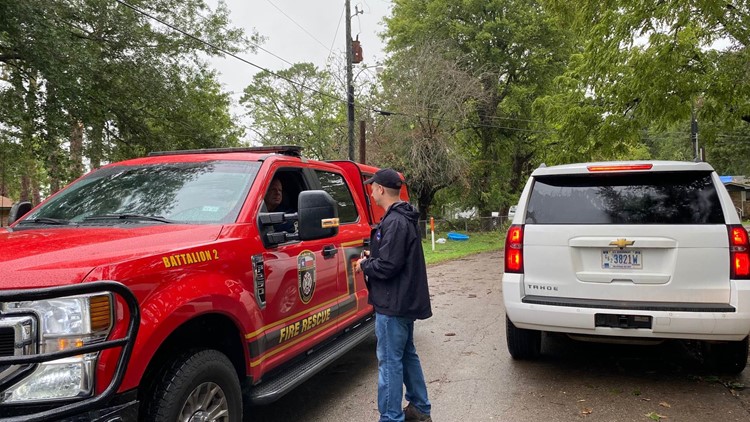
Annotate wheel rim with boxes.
[179,381,230,422]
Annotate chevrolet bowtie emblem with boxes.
[610,238,635,249]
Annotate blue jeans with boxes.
[375,313,431,422]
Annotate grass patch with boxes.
[422,231,505,265]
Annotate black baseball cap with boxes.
[364,168,403,189]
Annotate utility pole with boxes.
[345,0,355,161]
[691,104,699,161]
[359,120,366,164]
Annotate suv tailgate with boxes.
[521,170,731,305]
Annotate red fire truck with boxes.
[0,146,406,421]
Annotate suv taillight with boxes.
[505,224,524,273]
[728,225,750,279]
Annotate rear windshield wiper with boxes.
[83,214,176,224]
[18,217,72,225]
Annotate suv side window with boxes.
[526,171,724,224]
[315,170,359,224]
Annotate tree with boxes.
[0,0,253,201]
[371,40,484,223]
[384,0,573,220]
[241,63,346,160]
[539,0,750,163]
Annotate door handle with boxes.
[323,245,338,258]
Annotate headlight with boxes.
[0,293,113,403]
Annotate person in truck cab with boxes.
[354,168,433,422]
[264,176,295,232]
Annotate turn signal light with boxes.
[505,224,524,273]
[728,225,750,279]
[587,164,653,172]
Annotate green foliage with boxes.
[0,0,250,201]
[240,63,346,160]
[539,0,750,164]
[384,0,573,218]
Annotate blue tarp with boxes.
[720,176,734,184]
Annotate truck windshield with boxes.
[25,160,260,225]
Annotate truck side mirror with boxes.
[8,201,32,225]
[297,190,339,241]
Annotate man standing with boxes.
[354,168,432,422]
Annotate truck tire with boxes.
[143,349,242,422]
[706,336,749,374]
[506,316,541,360]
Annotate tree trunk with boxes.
[417,187,432,239]
[20,173,31,203]
[89,121,104,170]
[70,121,85,177]
[475,75,502,231]
[32,171,41,205]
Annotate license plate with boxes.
[602,249,642,269]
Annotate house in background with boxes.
[0,195,13,227]
[721,176,750,219]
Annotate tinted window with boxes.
[525,171,724,224]
[28,161,259,224]
[316,171,358,223]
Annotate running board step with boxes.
[248,317,375,405]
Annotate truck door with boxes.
[312,169,372,329]
[250,166,342,375]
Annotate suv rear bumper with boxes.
[503,276,750,341]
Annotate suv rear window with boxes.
[525,171,724,224]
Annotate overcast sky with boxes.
[208,0,392,127]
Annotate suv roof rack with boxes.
[148,146,303,158]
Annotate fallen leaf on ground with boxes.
[445,332,456,336]
[645,412,667,421]
[580,408,592,415]
[659,402,671,408]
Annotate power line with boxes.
[112,0,341,103]
[264,0,331,52]
[108,0,611,138]
[325,4,346,72]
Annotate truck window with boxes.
[526,171,724,225]
[315,170,359,224]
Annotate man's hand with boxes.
[353,257,365,273]
[353,250,369,273]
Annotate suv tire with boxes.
[506,316,541,359]
[706,336,749,374]
[143,349,242,422]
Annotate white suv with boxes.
[502,161,750,373]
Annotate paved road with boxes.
[247,251,750,421]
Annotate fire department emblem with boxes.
[297,250,316,304]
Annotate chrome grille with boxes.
[0,316,36,385]
[0,327,13,357]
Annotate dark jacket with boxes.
[360,201,432,320]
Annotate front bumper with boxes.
[0,391,138,422]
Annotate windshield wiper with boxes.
[18,217,72,225]
[83,214,175,224]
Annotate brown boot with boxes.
[404,403,432,422]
